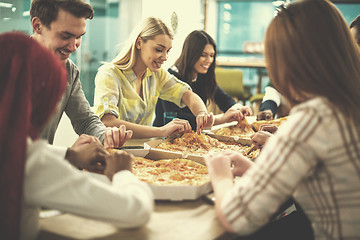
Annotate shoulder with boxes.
[66,59,79,73]
[96,63,125,79]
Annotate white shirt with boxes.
[21,139,154,240]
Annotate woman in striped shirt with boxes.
[205,0,360,239]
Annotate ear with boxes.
[135,37,142,50]
[31,17,43,34]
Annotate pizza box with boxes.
[84,149,212,201]
[202,119,254,146]
[144,139,206,165]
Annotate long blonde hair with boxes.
[111,17,174,71]
[265,0,360,122]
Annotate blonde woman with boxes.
[94,17,214,137]
[205,0,360,239]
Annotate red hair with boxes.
[0,32,67,239]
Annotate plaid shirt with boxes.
[222,97,360,239]
[94,64,190,126]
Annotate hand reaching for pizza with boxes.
[216,106,252,125]
[256,109,274,121]
[66,134,110,173]
[205,151,254,179]
[259,124,278,133]
[250,131,273,148]
[196,112,214,134]
[159,118,192,137]
[104,150,133,181]
[205,152,233,183]
[104,125,133,148]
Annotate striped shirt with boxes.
[94,64,190,126]
[222,97,360,239]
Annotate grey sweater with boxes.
[41,59,106,144]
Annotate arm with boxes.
[213,87,252,125]
[181,90,214,134]
[101,114,191,138]
[24,140,153,228]
[65,61,107,142]
[257,86,282,120]
[205,111,321,235]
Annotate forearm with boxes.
[213,116,225,125]
[181,90,208,116]
[213,178,236,232]
[101,114,163,138]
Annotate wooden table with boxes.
[216,57,267,94]
[38,198,238,240]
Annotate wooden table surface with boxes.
[38,198,238,240]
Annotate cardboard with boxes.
[85,149,212,201]
[202,118,255,146]
[144,139,206,165]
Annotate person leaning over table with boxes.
[256,82,289,121]
[30,0,132,152]
[94,17,214,137]
[205,0,360,239]
[0,32,153,240]
[153,30,252,130]
[350,15,360,46]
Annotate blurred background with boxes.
[1,0,359,106]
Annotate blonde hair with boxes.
[111,17,173,70]
[264,0,360,122]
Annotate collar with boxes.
[123,68,153,83]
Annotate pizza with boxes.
[131,157,209,186]
[156,131,259,159]
[251,116,288,131]
[108,148,210,186]
[213,118,255,138]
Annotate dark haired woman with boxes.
[154,30,252,130]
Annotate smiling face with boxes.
[193,44,215,76]
[31,8,86,64]
[136,34,172,72]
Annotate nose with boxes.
[160,51,168,61]
[68,38,81,52]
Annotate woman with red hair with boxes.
[0,32,153,240]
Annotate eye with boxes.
[156,48,163,53]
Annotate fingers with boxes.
[104,125,133,148]
[241,106,253,116]
[259,124,278,133]
[196,112,214,134]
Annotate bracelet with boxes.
[196,110,207,116]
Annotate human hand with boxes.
[259,124,278,134]
[196,112,215,134]
[104,150,133,181]
[104,125,133,148]
[159,118,192,137]
[66,134,110,173]
[256,109,273,121]
[220,106,253,124]
[222,151,253,177]
[250,131,273,148]
[205,152,233,183]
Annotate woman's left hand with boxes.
[196,112,215,134]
